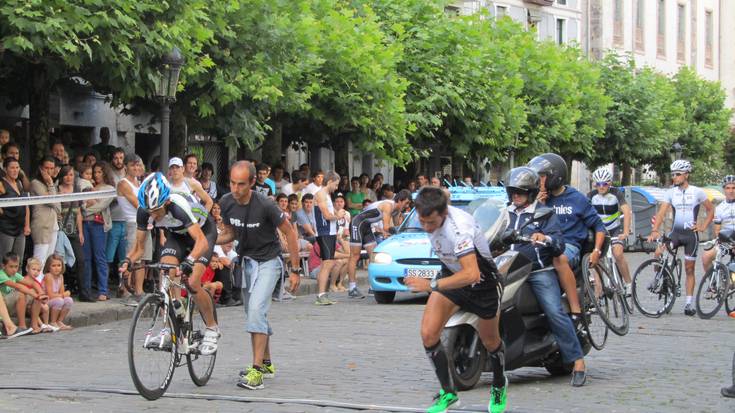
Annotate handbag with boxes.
[93,212,105,225]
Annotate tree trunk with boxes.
[28,64,50,169]
[334,136,349,176]
[261,120,283,167]
[621,162,633,186]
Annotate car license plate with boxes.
[404,268,439,279]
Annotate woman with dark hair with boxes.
[81,161,115,301]
[0,157,31,259]
[57,165,90,301]
[31,156,61,265]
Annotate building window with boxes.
[613,0,623,46]
[657,0,666,57]
[495,5,508,18]
[556,18,566,45]
[557,0,567,5]
[677,3,686,62]
[705,10,713,67]
[634,0,645,52]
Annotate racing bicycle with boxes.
[127,262,218,400]
[696,232,735,319]
[632,236,683,317]
[582,236,630,336]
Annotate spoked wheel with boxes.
[443,325,485,391]
[128,294,178,400]
[585,262,629,336]
[187,291,219,386]
[580,258,609,350]
[696,263,731,319]
[725,280,735,316]
[632,258,676,317]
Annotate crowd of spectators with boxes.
[0,126,468,338]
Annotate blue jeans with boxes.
[563,243,581,269]
[527,269,584,364]
[106,221,127,263]
[83,222,109,296]
[240,257,283,335]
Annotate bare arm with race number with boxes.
[405,253,481,293]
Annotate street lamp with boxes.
[670,142,683,162]
[155,47,184,173]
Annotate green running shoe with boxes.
[237,366,264,390]
[261,362,276,379]
[488,376,508,413]
[427,389,459,413]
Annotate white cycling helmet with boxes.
[592,168,613,183]
[670,159,692,173]
[722,175,735,187]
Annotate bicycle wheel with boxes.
[186,291,218,386]
[610,261,635,314]
[695,263,730,319]
[586,263,629,336]
[580,285,609,351]
[632,258,675,318]
[128,294,178,400]
[725,280,735,315]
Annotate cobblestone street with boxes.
[1,254,733,413]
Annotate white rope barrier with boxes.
[0,189,117,208]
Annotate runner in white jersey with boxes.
[346,190,412,297]
[168,157,214,213]
[404,187,507,413]
[313,172,345,303]
[702,175,735,273]
[649,160,714,316]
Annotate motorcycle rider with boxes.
[406,186,507,413]
[504,167,588,387]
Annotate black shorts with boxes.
[608,227,626,246]
[437,272,502,319]
[316,235,337,260]
[160,217,217,265]
[669,229,699,261]
[350,209,381,247]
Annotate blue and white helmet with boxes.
[138,172,171,211]
[670,159,692,173]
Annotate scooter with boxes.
[442,205,592,390]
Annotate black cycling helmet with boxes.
[504,166,540,204]
[527,153,567,191]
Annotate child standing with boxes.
[43,254,73,330]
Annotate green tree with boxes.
[588,54,684,185]
[0,0,216,163]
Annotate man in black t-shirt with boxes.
[217,161,303,391]
[253,163,274,198]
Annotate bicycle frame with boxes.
[143,265,196,356]
[654,238,683,297]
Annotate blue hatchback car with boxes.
[368,186,507,304]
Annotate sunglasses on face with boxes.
[595,182,609,187]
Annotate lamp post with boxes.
[670,142,683,162]
[155,48,184,173]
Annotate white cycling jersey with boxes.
[428,206,493,274]
[663,185,708,231]
[714,200,735,232]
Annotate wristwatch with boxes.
[430,278,438,292]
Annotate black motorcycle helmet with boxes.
[527,153,567,191]
[504,166,540,204]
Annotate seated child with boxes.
[42,254,74,330]
[23,257,53,333]
[0,252,45,336]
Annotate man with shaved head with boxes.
[217,161,304,390]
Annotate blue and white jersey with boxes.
[664,185,708,230]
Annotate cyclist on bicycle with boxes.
[648,160,714,316]
[120,172,220,355]
[588,167,633,294]
[702,175,735,275]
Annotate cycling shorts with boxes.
[350,209,381,247]
[316,235,337,261]
[669,229,699,261]
[609,227,627,247]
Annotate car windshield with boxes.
[400,201,474,233]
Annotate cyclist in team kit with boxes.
[648,160,714,316]
[588,168,633,294]
[346,190,411,299]
[702,175,735,277]
[405,187,507,413]
[120,172,221,355]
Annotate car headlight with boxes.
[372,252,393,265]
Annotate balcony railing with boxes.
[524,0,554,6]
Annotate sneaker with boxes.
[684,304,696,316]
[239,363,276,379]
[348,287,365,299]
[489,376,508,413]
[237,366,264,390]
[273,289,294,302]
[145,328,172,350]
[7,327,32,339]
[314,294,336,306]
[427,390,459,413]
